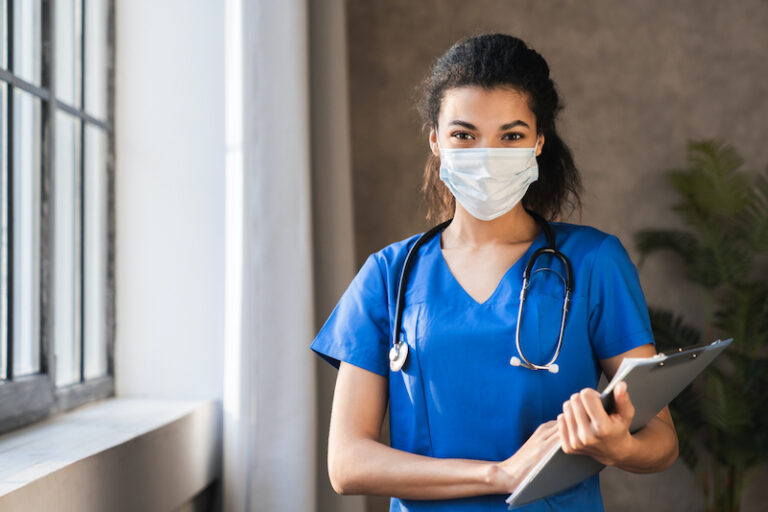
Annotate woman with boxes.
[310,33,678,511]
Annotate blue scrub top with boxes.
[310,221,655,511]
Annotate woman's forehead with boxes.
[439,86,535,127]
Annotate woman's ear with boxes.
[536,133,545,157]
[429,127,440,157]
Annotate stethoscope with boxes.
[389,209,573,374]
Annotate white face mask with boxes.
[436,128,539,221]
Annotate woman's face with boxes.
[429,86,544,157]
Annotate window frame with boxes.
[0,0,115,434]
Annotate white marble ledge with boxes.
[0,397,215,498]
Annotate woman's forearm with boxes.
[328,365,559,500]
[613,416,679,473]
[330,420,560,500]
[330,437,504,500]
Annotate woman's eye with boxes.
[451,132,473,140]
[502,132,523,141]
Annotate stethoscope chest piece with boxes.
[389,341,408,372]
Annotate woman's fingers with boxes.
[562,398,581,449]
[531,421,561,456]
[570,393,597,447]
[555,387,638,464]
[558,390,606,455]
[542,428,560,452]
[533,420,558,439]
[580,388,608,431]
[541,423,559,445]
[613,382,636,426]
[557,412,571,453]
[541,419,558,434]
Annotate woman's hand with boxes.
[489,420,560,494]
[557,381,635,466]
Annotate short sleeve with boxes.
[587,234,655,359]
[310,253,391,377]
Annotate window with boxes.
[0,0,114,433]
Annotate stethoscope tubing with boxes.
[390,218,453,371]
[390,209,571,373]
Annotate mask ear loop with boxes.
[434,126,443,152]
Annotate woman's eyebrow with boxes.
[446,120,530,130]
[500,120,529,130]
[447,120,477,130]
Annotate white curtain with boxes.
[223,0,317,510]
[307,0,366,510]
[223,0,362,510]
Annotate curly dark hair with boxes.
[416,33,582,224]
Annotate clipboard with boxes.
[506,338,733,509]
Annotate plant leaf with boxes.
[714,283,768,356]
[673,140,751,219]
[648,307,702,353]
[635,229,698,264]
[736,170,768,253]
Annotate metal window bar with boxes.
[78,0,84,384]
[41,0,54,385]
[5,0,14,383]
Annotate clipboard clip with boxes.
[653,339,730,369]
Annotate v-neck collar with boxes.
[433,225,547,306]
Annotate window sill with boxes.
[0,397,221,511]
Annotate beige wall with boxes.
[344,1,768,510]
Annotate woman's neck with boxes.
[441,203,539,249]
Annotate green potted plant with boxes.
[634,140,768,512]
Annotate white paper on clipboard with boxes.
[506,338,733,509]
